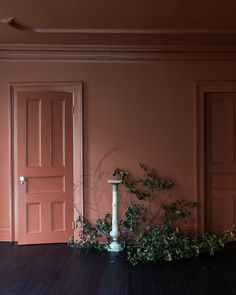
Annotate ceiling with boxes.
[1,0,236,45]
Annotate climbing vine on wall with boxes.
[73,163,236,265]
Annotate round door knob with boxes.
[19,176,26,185]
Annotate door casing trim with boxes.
[10,82,83,242]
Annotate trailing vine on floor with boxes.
[73,163,236,265]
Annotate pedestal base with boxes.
[107,241,123,252]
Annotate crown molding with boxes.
[2,17,236,35]
[0,16,14,24]
[2,17,236,52]
[1,44,236,61]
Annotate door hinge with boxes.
[72,105,75,115]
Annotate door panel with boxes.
[205,93,236,234]
[17,91,73,245]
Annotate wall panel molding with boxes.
[1,44,236,61]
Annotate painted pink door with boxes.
[17,91,73,245]
[205,93,236,234]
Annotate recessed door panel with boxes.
[208,99,226,164]
[51,202,65,232]
[26,203,41,234]
[51,99,65,167]
[211,198,233,230]
[26,176,65,194]
[26,99,41,167]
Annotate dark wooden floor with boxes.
[0,242,235,295]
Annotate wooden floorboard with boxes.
[0,242,235,295]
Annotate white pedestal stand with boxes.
[107,179,123,252]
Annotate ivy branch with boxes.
[73,163,236,265]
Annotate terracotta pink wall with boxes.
[1,59,236,240]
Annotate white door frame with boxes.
[10,82,84,242]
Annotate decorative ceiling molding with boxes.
[2,16,236,35]
[1,44,236,61]
[0,16,14,24]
